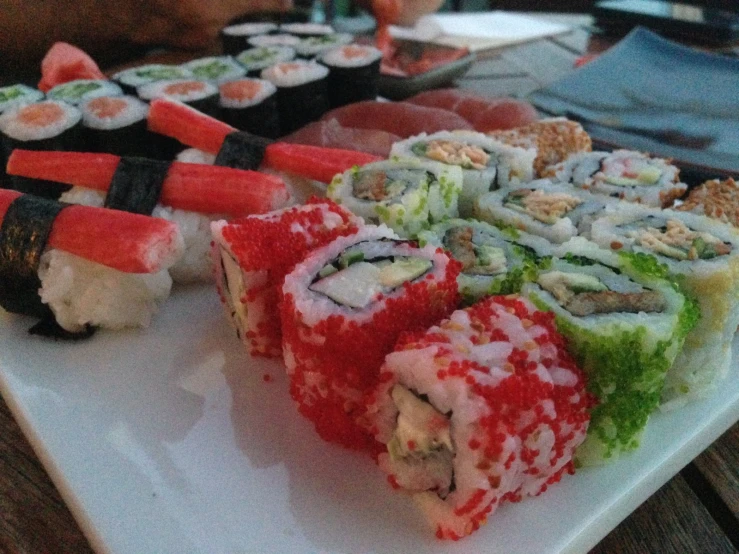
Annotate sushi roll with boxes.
[364,295,590,539]
[589,204,739,409]
[0,84,44,114]
[327,157,463,237]
[0,189,184,337]
[221,22,279,55]
[248,33,302,49]
[487,117,592,177]
[321,44,382,109]
[7,149,291,283]
[0,100,83,197]
[211,198,362,357]
[112,64,193,95]
[235,46,297,76]
[294,33,354,59]
[46,79,123,106]
[675,177,739,227]
[390,131,536,217]
[281,225,461,451]
[181,56,246,84]
[474,180,618,244]
[279,22,334,37]
[542,149,686,208]
[523,237,697,464]
[137,79,220,119]
[80,95,153,157]
[219,79,280,139]
[261,60,330,134]
[417,218,553,303]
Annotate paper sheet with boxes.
[389,11,571,52]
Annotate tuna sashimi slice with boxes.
[38,42,106,93]
[320,101,473,138]
[264,143,382,184]
[7,150,290,217]
[0,189,183,274]
[283,119,401,158]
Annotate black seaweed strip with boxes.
[215,131,273,170]
[28,319,96,340]
[0,195,64,318]
[104,157,170,215]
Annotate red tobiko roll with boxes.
[364,295,592,540]
[280,225,461,453]
[210,198,362,357]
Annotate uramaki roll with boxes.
[281,225,461,452]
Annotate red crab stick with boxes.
[147,98,382,183]
[7,150,291,217]
[0,189,183,274]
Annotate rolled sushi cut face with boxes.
[321,44,382,68]
[503,187,583,225]
[47,79,123,106]
[219,78,276,108]
[308,246,432,308]
[113,64,194,89]
[182,56,246,83]
[222,22,278,37]
[279,22,334,36]
[80,95,149,130]
[391,131,535,217]
[0,100,81,141]
[543,149,686,207]
[137,79,219,103]
[248,33,302,48]
[235,46,296,73]
[295,33,354,57]
[0,84,44,113]
[328,158,462,237]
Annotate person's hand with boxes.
[125,0,294,50]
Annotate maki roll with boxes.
[294,33,354,59]
[488,117,592,177]
[365,295,590,539]
[590,205,739,409]
[46,79,123,106]
[80,95,153,157]
[0,100,83,197]
[211,198,361,356]
[327,157,463,237]
[321,44,382,109]
[7,149,290,283]
[112,64,193,95]
[0,189,184,337]
[675,177,739,227]
[523,237,698,464]
[279,22,334,37]
[542,149,686,208]
[390,131,536,217]
[235,46,297,76]
[248,33,302,49]
[219,79,280,139]
[181,56,246,84]
[418,218,553,303]
[474,180,617,244]
[0,84,44,114]
[221,22,279,55]
[137,79,221,119]
[281,225,461,451]
[261,60,330,134]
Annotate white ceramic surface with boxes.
[1,285,738,554]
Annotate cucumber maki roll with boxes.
[327,157,463,238]
[235,46,297,76]
[0,84,44,114]
[281,225,461,452]
[365,295,590,539]
[182,56,246,84]
[542,149,686,208]
[294,33,354,58]
[113,64,194,95]
[248,33,302,49]
[279,22,334,37]
[590,205,739,409]
[418,218,553,303]
[390,130,536,217]
[474,180,618,244]
[221,22,279,55]
[46,79,123,106]
[523,237,698,464]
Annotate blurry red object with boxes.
[38,42,106,93]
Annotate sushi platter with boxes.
[2,23,739,554]
[0,286,737,553]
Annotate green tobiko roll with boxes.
[523,237,698,466]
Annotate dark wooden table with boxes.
[1,13,738,554]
